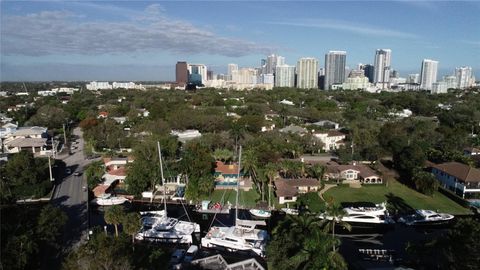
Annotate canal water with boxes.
[89,202,478,269]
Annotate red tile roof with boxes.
[108,167,126,177]
[215,161,239,175]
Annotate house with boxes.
[274,178,320,204]
[214,161,251,191]
[324,164,382,184]
[431,162,480,198]
[279,125,308,136]
[313,130,346,151]
[98,111,109,119]
[311,120,340,130]
[112,117,127,124]
[171,129,202,143]
[3,126,48,154]
[279,99,295,106]
[0,122,17,138]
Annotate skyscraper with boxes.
[455,66,473,89]
[363,64,375,83]
[275,65,295,87]
[227,64,238,81]
[187,64,208,85]
[420,59,438,90]
[265,54,285,74]
[176,61,188,85]
[296,58,318,89]
[324,51,347,90]
[373,49,392,89]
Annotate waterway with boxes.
[88,201,478,269]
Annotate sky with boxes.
[1,0,479,81]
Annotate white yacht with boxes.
[201,146,269,257]
[319,202,394,227]
[281,208,299,216]
[398,209,454,226]
[249,209,271,219]
[135,142,201,244]
[135,210,200,244]
[92,193,128,206]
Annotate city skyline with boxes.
[1,1,479,81]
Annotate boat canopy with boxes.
[236,219,266,230]
[201,200,211,210]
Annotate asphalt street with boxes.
[51,127,93,250]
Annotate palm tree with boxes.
[319,200,352,252]
[122,212,141,245]
[307,163,325,180]
[264,163,277,208]
[104,205,125,237]
[242,148,261,193]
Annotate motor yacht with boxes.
[249,209,271,219]
[398,209,454,226]
[319,202,394,227]
[92,193,128,206]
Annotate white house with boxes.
[3,126,48,154]
[313,130,346,151]
[324,164,382,184]
[171,129,202,143]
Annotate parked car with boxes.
[183,245,198,263]
[169,249,186,268]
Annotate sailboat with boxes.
[135,142,201,244]
[201,146,269,257]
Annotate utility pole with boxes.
[63,123,67,145]
[48,154,54,181]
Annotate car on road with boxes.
[73,171,82,176]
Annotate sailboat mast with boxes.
[157,141,167,212]
[235,146,242,225]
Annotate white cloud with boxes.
[268,19,418,39]
[1,5,274,57]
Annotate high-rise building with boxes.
[296,58,318,89]
[265,54,285,74]
[176,61,188,85]
[227,64,238,81]
[232,68,257,84]
[443,75,457,89]
[324,51,347,90]
[420,59,438,90]
[373,49,392,89]
[207,70,214,81]
[363,64,375,83]
[187,64,208,85]
[275,65,295,87]
[455,66,473,89]
[407,74,420,84]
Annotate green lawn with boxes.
[323,180,471,215]
[201,189,260,208]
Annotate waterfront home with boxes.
[274,178,320,204]
[324,163,382,184]
[214,161,251,191]
[431,162,480,199]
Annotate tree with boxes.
[84,161,104,189]
[319,201,352,252]
[123,212,141,244]
[104,205,125,237]
[412,170,439,196]
[212,148,233,162]
[36,205,68,248]
[26,104,68,129]
[393,144,426,182]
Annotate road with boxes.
[51,127,92,250]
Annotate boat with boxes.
[135,142,201,244]
[92,193,128,206]
[249,209,271,218]
[281,208,299,215]
[195,200,231,214]
[319,202,394,227]
[397,209,454,226]
[135,210,200,244]
[201,146,269,257]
